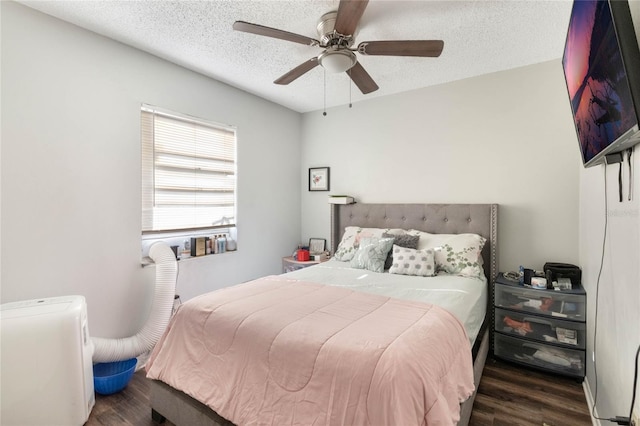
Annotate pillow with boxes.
[349,237,395,273]
[382,232,420,270]
[389,245,436,277]
[408,230,487,279]
[333,227,404,261]
[435,234,486,278]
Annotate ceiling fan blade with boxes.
[233,21,319,46]
[274,57,320,85]
[358,40,444,57]
[334,0,369,36]
[348,62,378,94]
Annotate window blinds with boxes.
[141,107,236,233]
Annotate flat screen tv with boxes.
[562,0,640,167]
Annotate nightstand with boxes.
[493,273,587,379]
[282,256,322,273]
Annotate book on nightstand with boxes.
[328,195,355,204]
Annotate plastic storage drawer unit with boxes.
[493,274,587,379]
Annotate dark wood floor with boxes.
[86,356,592,426]
[470,358,591,426]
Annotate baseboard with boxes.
[583,377,603,426]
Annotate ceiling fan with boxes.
[232,0,444,94]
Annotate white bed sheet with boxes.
[285,259,487,345]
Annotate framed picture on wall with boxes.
[309,167,330,191]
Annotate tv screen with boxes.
[562,0,640,167]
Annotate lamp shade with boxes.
[318,50,356,73]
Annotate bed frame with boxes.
[150,203,499,426]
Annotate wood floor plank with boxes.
[87,356,592,425]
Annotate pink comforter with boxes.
[146,276,474,425]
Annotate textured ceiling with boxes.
[19,0,573,113]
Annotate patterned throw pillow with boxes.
[435,235,486,279]
[349,237,395,273]
[333,227,404,261]
[382,232,420,270]
[408,231,487,279]
[389,245,436,277]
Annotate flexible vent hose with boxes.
[92,242,177,363]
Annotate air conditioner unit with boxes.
[1,295,95,425]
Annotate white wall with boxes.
[580,2,640,421]
[0,2,302,338]
[301,59,581,273]
[580,158,640,422]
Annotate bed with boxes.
[147,203,498,426]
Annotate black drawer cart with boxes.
[492,273,587,379]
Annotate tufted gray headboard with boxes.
[330,203,498,282]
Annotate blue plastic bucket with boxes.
[93,358,137,395]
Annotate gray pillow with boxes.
[382,232,420,270]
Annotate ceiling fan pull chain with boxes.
[628,147,633,201]
[323,68,327,116]
[349,68,352,108]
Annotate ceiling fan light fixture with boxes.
[318,50,356,73]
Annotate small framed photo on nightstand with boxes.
[309,167,330,191]
[309,238,326,255]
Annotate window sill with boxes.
[141,250,237,267]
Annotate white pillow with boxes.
[333,227,405,261]
[389,245,436,277]
[408,230,486,279]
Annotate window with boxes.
[141,106,236,234]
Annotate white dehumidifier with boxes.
[1,295,95,425]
